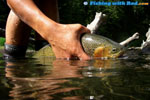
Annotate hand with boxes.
[47,23,91,60]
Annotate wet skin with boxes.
[6,0,91,60]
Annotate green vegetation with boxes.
[0,37,5,46]
[0,38,5,53]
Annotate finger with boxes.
[76,24,91,34]
[80,26,91,34]
[76,44,91,60]
[76,26,91,40]
[78,50,91,60]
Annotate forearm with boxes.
[6,0,91,60]
[7,0,58,40]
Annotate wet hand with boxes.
[48,24,91,60]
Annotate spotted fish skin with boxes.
[81,34,125,58]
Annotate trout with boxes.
[33,34,125,58]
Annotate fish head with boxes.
[93,44,125,58]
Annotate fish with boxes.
[81,34,125,58]
[33,33,125,58]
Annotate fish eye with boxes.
[112,48,117,53]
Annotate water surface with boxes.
[0,55,150,100]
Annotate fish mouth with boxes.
[111,46,127,58]
[116,51,124,58]
[117,47,128,58]
[110,51,125,58]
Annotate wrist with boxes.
[43,21,63,42]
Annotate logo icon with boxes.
[83,1,88,5]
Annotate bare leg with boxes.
[4,10,31,58]
[5,10,31,46]
[4,0,59,57]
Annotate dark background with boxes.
[0,0,150,46]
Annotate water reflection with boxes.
[2,57,150,100]
[5,58,89,100]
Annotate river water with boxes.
[0,54,150,100]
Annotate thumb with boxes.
[79,52,91,60]
[77,46,91,60]
[79,25,91,34]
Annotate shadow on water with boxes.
[0,55,150,99]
